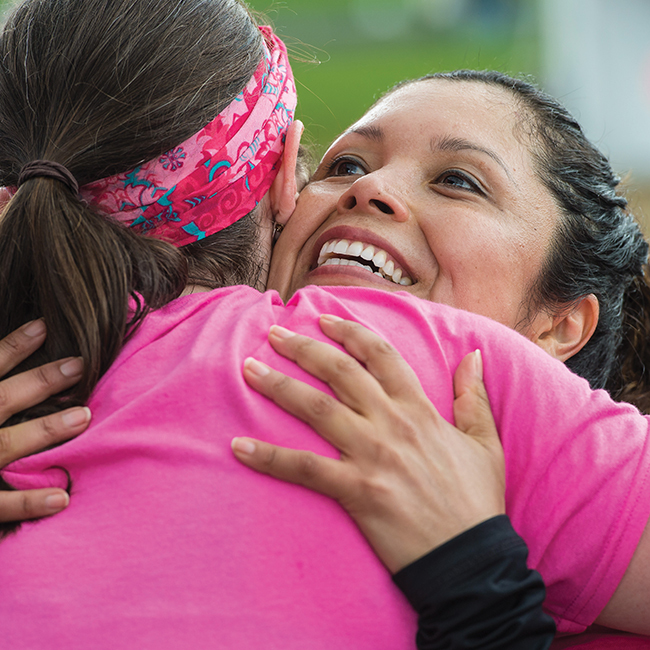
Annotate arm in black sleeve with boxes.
[393,515,556,650]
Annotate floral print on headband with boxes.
[80,26,297,247]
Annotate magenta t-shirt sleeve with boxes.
[1,284,649,646]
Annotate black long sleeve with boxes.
[393,515,556,650]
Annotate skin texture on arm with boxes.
[0,320,89,522]
[233,314,506,573]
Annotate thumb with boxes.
[452,350,498,445]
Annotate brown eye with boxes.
[325,157,367,178]
[437,170,481,193]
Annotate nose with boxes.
[336,173,409,222]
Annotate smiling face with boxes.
[268,79,562,334]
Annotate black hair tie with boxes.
[17,160,79,195]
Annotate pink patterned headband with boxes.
[79,26,297,247]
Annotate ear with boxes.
[269,120,304,226]
[530,294,600,362]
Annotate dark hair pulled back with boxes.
[0,0,264,420]
[401,70,650,410]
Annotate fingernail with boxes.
[22,319,46,337]
[232,437,256,455]
[244,357,270,377]
[61,406,91,428]
[269,325,295,340]
[320,314,343,323]
[60,357,83,378]
[45,492,69,512]
[473,349,483,380]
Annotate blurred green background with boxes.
[247,0,539,156]
[243,0,650,226]
[1,0,648,224]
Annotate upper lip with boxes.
[310,225,415,283]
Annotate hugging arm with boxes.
[0,320,89,522]
[234,316,555,649]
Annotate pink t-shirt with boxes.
[2,285,650,647]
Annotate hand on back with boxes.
[234,315,505,573]
[0,320,89,522]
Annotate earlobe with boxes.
[269,119,304,226]
[532,294,600,361]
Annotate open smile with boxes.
[315,238,413,286]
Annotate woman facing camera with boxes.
[237,72,650,641]
[0,0,649,647]
[268,71,650,406]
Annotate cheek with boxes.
[266,186,337,294]
[427,225,546,328]
[286,186,336,248]
[267,233,298,294]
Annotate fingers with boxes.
[267,318,425,410]
[318,315,424,400]
[452,350,500,445]
[0,406,91,468]
[243,357,361,453]
[452,350,506,514]
[0,356,84,424]
[231,436,350,500]
[0,321,86,523]
[0,404,89,523]
[0,319,48,377]
[0,488,71,523]
[266,325,389,416]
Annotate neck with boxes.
[181,284,214,297]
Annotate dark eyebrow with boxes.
[346,124,384,143]
[432,135,516,184]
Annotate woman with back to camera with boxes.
[0,0,649,646]
[0,1,512,646]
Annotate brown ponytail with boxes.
[0,0,265,420]
[0,0,268,538]
[0,178,187,419]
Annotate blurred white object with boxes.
[540,0,650,178]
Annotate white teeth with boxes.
[372,250,387,268]
[315,238,413,287]
[347,241,364,257]
[333,240,350,255]
[317,243,329,265]
[360,245,374,261]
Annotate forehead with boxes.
[347,79,526,156]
